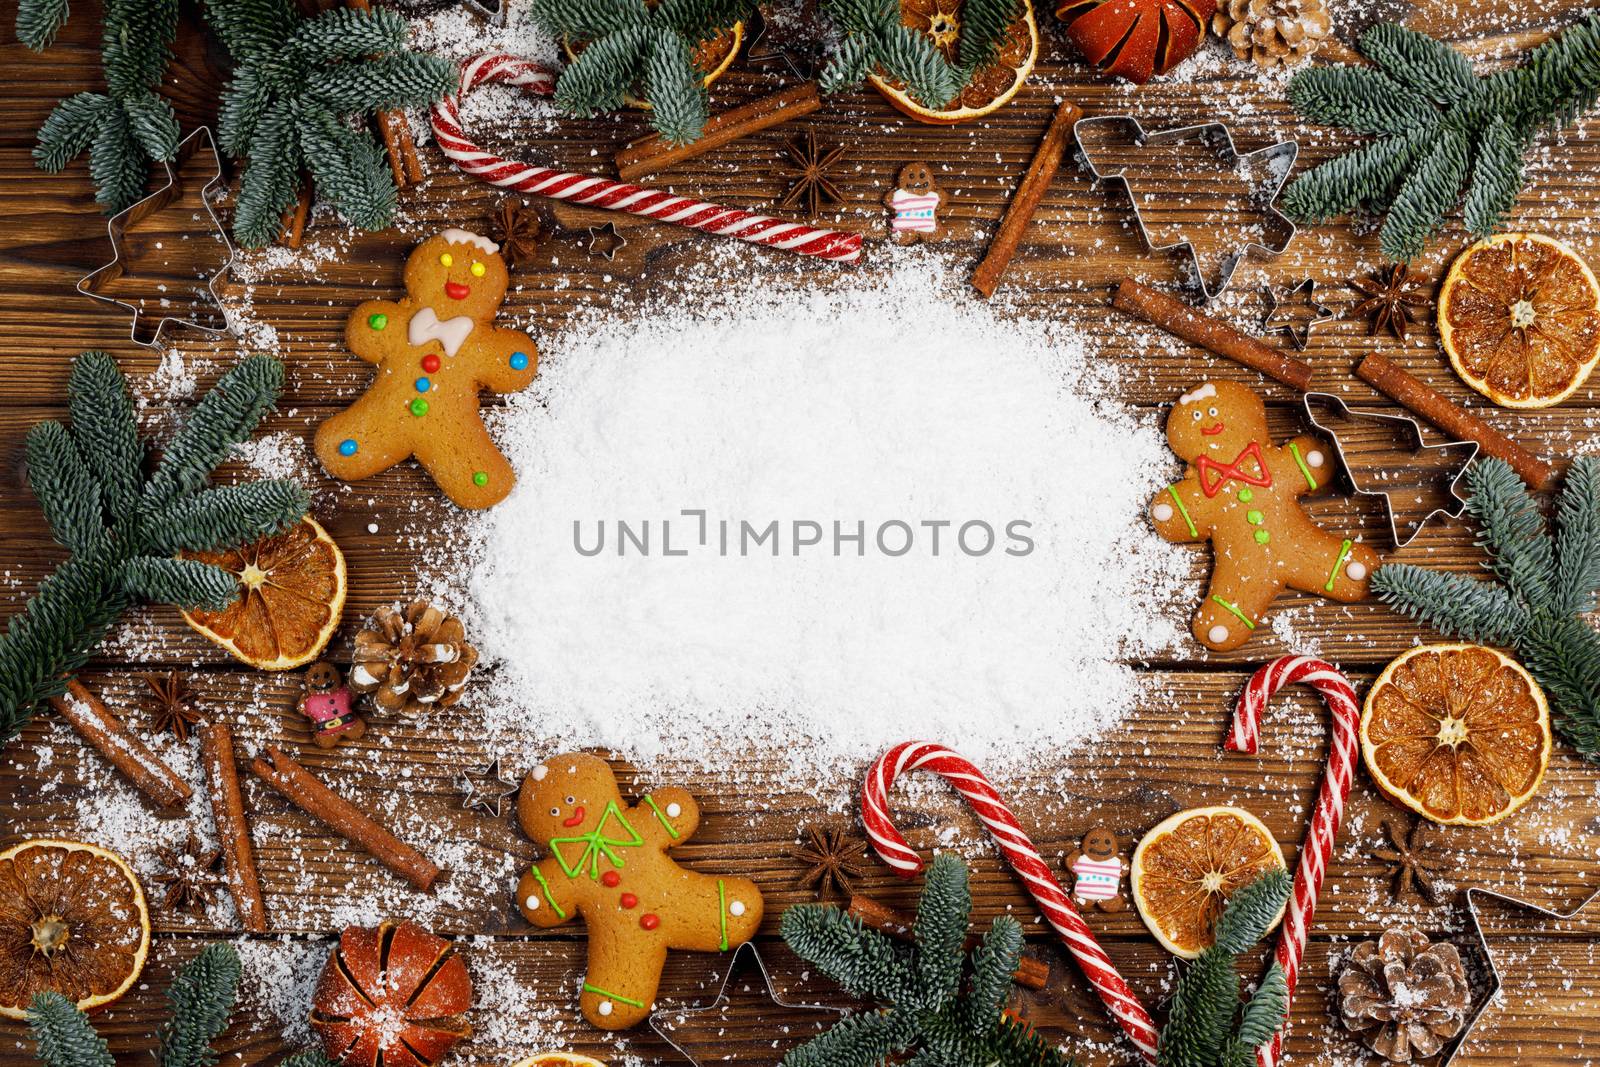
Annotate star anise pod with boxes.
[488,198,541,268]
[151,834,225,915]
[791,824,865,899]
[1371,816,1449,904]
[141,670,203,741]
[1347,263,1431,342]
[776,132,847,218]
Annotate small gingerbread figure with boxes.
[1151,381,1380,651]
[885,162,944,244]
[1065,827,1126,912]
[314,227,538,509]
[515,753,764,1030]
[299,661,365,748]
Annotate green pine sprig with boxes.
[1282,14,1600,260]
[0,352,308,746]
[27,993,115,1067]
[817,0,1021,110]
[780,853,1077,1067]
[1376,456,1600,759]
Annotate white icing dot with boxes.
[1152,503,1174,522]
[524,895,540,911]
[531,764,549,781]
[1207,624,1230,645]
[1307,450,1325,468]
[598,1000,613,1016]
[1346,561,1369,581]
[729,900,746,916]
[666,802,682,818]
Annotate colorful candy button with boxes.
[439,252,453,267]
[639,913,660,930]
[338,438,358,457]
[421,354,441,373]
[620,893,638,909]
[601,871,621,888]
[472,471,489,487]
[409,397,429,417]
[509,351,529,370]
[1246,510,1264,525]
[368,313,387,330]
[471,260,486,277]
[1237,487,1253,502]
[1254,529,1271,544]
[415,377,431,393]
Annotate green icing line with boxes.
[1289,442,1318,490]
[528,866,567,920]
[642,794,680,839]
[1165,486,1198,537]
[1211,595,1257,630]
[718,880,729,951]
[583,983,645,1009]
[1324,539,1354,593]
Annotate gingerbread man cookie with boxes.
[514,753,764,1030]
[314,228,537,509]
[1065,827,1126,912]
[885,163,944,244]
[1151,381,1379,651]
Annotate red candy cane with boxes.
[432,53,862,263]
[862,742,1161,1063]
[1226,656,1360,1067]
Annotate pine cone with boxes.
[349,601,479,715]
[1211,0,1330,66]
[1337,928,1471,1063]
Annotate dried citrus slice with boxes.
[1130,806,1286,959]
[0,840,150,1019]
[868,0,1039,124]
[563,21,744,106]
[1440,233,1600,408]
[512,1056,610,1067]
[180,515,347,670]
[1361,643,1551,826]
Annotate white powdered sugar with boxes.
[465,261,1189,772]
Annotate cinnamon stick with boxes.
[279,183,311,249]
[250,746,441,892]
[200,722,268,932]
[1356,352,1555,489]
[49,679,191,812]
[1111,277,1314,390]
[847,893,1050,990]
[347,0,423,188]
[614,83,822,182]
[971,98,1082,298]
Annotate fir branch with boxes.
[298,106,397,233]
[278,1054,339,1067]
[119,556,239,610]
[217,65,272,159]
[1279,127,1429,223]
[655,0,752,46]
[1360,22,1477,106]
[34,94,110,172]
[554,27,651,117]
[202,0,297,59]
[780,906,916,1004]
[1373,564,1526,645]
[122,92,181,162]
[912,853,971,1007]
[1378,127,1469,262]
[1286,66,1433,136]
[1221,963,1288,1067]
[233,100,303,250]
[103,0,179,97]
[158,942,243,1067]
[1462,113,1524,237]
[144,481,308,556]
[1556,456,1600,616]
[144,355,285,511]
[819,34,874,94]
[1518,614,1600,754]
[67,350,143,518]
[643,28,709,146]
[876,20,963,109]
[956,0,1022,75]
[1511,11,1600,133]
[307,53,457,114]
[88,107,148,213]
[961,916,1024,1031]
[1212,868,1291,955]
[781,1010,913,1067]
[27,992,115,1067]
[817,0,962,109]
[25,421,104,556]
[17,0,73,51]
[290,5,409,63]
[530,0,650,39]
[1465,457,1558,610]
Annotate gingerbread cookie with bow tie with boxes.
[1151,381,1379,651]
[314,228,537,509]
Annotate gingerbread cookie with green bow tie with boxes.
[313,227,538,509]
[514,752,764,1030]
[1151,380,1379,652]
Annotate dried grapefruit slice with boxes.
[1361,643,1551,826]
[868,0,1039,124]
[0,840,150,1019]
[1440,233,1600,408]
[1130,806,1286,959]
[179,515,346,670]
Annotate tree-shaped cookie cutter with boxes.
[1303,391,1479,549]
[1074,115,1299,302]
[77,126,237,348]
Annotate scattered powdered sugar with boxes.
[465,260,1189,774]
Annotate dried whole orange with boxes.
[312,921,473,1067]
[868,0,1039,123]
[180,515,346,671]
[1440,233,1600,408]
[0,840,150,1020]
[1361,643,1551,826]
[1130,806,1286,958]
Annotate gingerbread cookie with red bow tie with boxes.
[314,227,538,509]
[1151,381,1379,651]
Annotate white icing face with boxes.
[1177,383,1217,406]
[531,764,549,781]
[440,227,499,254]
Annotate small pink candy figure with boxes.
[884,162,945,244]
[300,661,366,749]
[1065,827,1127,913]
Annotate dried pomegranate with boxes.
[1057,0,1216,83]
[310,921,472,1067]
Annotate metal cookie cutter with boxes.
[77,126,237,348]
[1303,391,1478,549]
[1441,885,1600,1065]
[1074,115,1298,303]
[648,942,848,1063]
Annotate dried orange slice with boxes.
[1362,643,1551,826]
[1130,806,1286,959]
[180,515,346,670]
[868,0,1039,124]
[512,1056,610,1067]
[1440,233,1600,408]
[0,840,150,1019]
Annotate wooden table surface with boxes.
[4,1,1600,1064]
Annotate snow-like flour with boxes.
[466,264,1190,772]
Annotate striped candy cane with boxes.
[1226,656,1361,1067]
[431,53,863,263]
[862,742,1161,1063]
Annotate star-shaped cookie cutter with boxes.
[1261,278,1335,351]
[1074,115,1299,303]
[1441,885,1600,1065]
[458,755,518,818]
[1302,391,1478,549]
[77,126,237,349]
[648,942,848,1062]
